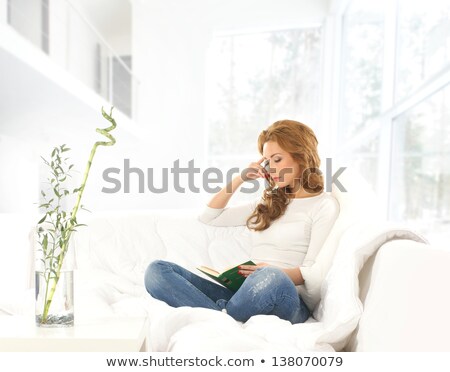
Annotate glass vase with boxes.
[35,270,74,327]
[35,236,75,328]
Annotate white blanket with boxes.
[137,222,427,351]
[71,221,426,352]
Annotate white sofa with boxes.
[2,170,450,351]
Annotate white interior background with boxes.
[0,0,449,296]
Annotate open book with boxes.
[197,260,256,292]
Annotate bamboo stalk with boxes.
[40,107,117,323]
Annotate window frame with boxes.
[332,0,450,226]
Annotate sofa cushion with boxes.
[72,208,252,282]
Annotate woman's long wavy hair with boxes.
[246,120,324,232]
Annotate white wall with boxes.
[63,0,132,110]
[132,0,329,208]
[0,0,6,23]
[0,135,39,213]
[108,32,132,57]
[67,7,98,92]
[70,0,131,55]
[6,0,105,95]
[48,0,70,71]
[8,0,42,49]
[49,0,133,97]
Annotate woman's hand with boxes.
[240,157,269,182]
[238,263,303,285]
[238,262,270,277]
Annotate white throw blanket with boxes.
[63,220,425,352]
[137,221,427,351]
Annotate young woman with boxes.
[144,120,339,324]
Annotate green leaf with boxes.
[53,187,61,198]
[38,215,47,224]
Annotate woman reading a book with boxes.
[144,120,340,324]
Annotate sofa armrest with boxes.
[346,240,450,351]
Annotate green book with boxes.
[197,260,256,292]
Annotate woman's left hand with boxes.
[238,262,270,277]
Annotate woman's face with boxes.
[262,141,301,190]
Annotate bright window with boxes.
[338,0,450,244]
[339,1,385,142]
[390,85,450,231]
[395,0,450,100]
[205,27,323,195]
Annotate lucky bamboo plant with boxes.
[36,107,117,325]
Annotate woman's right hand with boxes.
[240,157,269,182]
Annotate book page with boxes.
[197,266,220,277]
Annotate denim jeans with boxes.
[144,260,311,324]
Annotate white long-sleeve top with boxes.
[197,192,340,311]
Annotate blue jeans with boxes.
[144,260,311,324]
